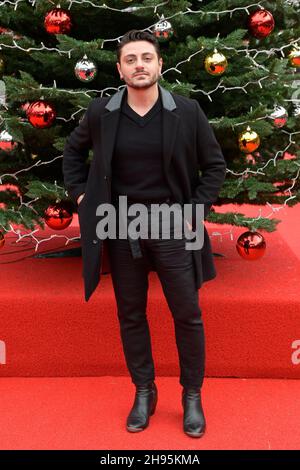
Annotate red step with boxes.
[0,204,299,378]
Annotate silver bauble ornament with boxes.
[269,105,288,128]
[0,130,18,153]
[74,54,97,82]
[293,103,300,117]
[152,15,174,42]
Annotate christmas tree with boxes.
[0,0,299,256]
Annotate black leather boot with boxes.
[182,387,206,438]
[126,382,158,432]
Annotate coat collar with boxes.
[104,83,177,112]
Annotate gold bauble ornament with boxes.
[204,48,228,76]
[288,47,300,68]
[238,126,260,153]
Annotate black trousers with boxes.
[107,203,205,389]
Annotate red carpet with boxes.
[0,376,299,450]
[1,204,299,450]
[0,203,299,378]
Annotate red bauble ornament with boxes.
[246,154,256,165]
[0,183,21,209]
[44,201,73,230]
[248,9,275,39]
[20,101,31,114]
[44,8,72,35]
[236,231,266,260]
[0,183,21,195]
[26,100,56,128]
[283,152,296,160]
[0,26,22,40]
[19,101,31,122]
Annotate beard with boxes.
[124,71,160,90]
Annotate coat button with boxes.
[92,239,98,244]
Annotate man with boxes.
[63,30,226,438]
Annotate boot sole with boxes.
[126,426,145,433]
[185,430,205,438]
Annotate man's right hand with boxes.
[77,193,85,206]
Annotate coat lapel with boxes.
[100,110,120,177]
[100,84,180,178]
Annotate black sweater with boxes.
[111,88,172,202]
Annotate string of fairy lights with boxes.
[0,0,299,260]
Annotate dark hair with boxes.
[117,29,161,62]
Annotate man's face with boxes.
[117,40,163,90]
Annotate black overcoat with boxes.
[63,84,227,302]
